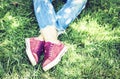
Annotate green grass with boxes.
[0,0,120,79]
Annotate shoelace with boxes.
[44,43,54,60]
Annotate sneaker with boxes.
[42,41,67,71]
[25,37,45,66]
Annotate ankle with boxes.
[38,35,44,41]
[45,40,60,44]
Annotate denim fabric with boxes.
[33,0,87,32]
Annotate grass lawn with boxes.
[0,0,120,79]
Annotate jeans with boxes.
[33,0,87,33]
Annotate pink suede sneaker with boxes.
[42,41,67,71]
[25,37,45,66]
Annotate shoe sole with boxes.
[25,38,37,66]
[43,46,67,71]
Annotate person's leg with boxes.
[56,0,87,33]
[33,0,59,43]
[33,0,67,71]
[37,0,53,40]
[25,0,55,66]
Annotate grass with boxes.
[0,0,120,79]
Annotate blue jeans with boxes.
[33,0,87,33]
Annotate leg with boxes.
[33,0,57,29]
[25,0,56,66]
[33,0,59,43]
[56,0,87,32]
[33,0,67,71]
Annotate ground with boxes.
[0,0,120,79]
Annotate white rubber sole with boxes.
[43,46,68,71]
[25,38,37,66]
